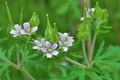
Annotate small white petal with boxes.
[10,30,18,34]
[51,43,58,49]
[21,30,27,34]
[15,24,21,31]
[34,40,40,45]
[23,22,30,31]
[41,48,47,52]
[51,51,59,55]
[46,53,52,58]
[63,33,68,37]
[63,47,68,51]
[45,41,51,48]
[41,38,45,45]
[58,41,62,45]
[13,34,19,37]
[33,46,40,50]
[80,17,84,21]
[31,26,38,33]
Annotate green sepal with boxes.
[77,23,89,40]
[51,23,60,42]
[94,2,102,18]
[45,14,54,40]
[29,12,40,27]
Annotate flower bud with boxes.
[94,2,102,18]
[99,10,108,20]
[45,14,53,40]
[77,23,89,40]
[51,23,60,42]
[29,12,40,27]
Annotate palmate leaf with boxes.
[57,65,103,80]
[94,41,120,67]
[0,47,16,80]
[0,61,10,80]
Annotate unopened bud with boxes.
[29,12,40,27]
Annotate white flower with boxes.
[22,22,38,35]
[10,24,22,37]
[58,33,74,51]
[33,38,46,50]
[41,41,59,58]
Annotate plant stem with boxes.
[89,33,97,63]
[65,56,86,68]
[21,46,27,65]
[0,56,18,69]
[21,68,35,80]
[82,40,89,66]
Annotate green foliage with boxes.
[0,47,16,80]
[29,12,40,27]
[94,41,120,67]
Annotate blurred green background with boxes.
[0,0,120,80]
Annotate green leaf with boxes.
[94,41,105,59]
[70,52,83,58]
[0,62,10,80]
[0,38,8,42]
[94,42,120,69]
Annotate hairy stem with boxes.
[82,40,89,66]
[65,56,86,68]
[21,46,27,65]
[21,68,35,80]
[89,33,97,63]
[0,56,18,69]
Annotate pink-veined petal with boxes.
[23,22,30,31]
[51,43,58,49]
[31,26,38,33]
[51,51,59,55]
[46,53,52,58]
[41,48,47,52]
[34,40,40,45]
[10,30,18,34]
[45,41,51,48]
[21,30,27,34]
[15,24,21,31]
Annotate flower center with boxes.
[64,41,67,45]
[39,43,42,47]
[48,48,52,52]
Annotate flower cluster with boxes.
[10,22,38,37]
[33,33,74,58]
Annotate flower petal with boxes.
[10,30,18,34]
[51,43,58,49]
[34,40,40,45]
[21,30,27,34]
[45,41,51,48]
[13,34,19,37]
[58,41,62,45]
[23,22,30,31]
[51,51,59,55]
[63,47,68,51]
[41,48,47,52]
[31,26,38,33]
[46,53,52,58]
[33,46,40,50]
[41,38,45,45]
[15,24,21,31]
